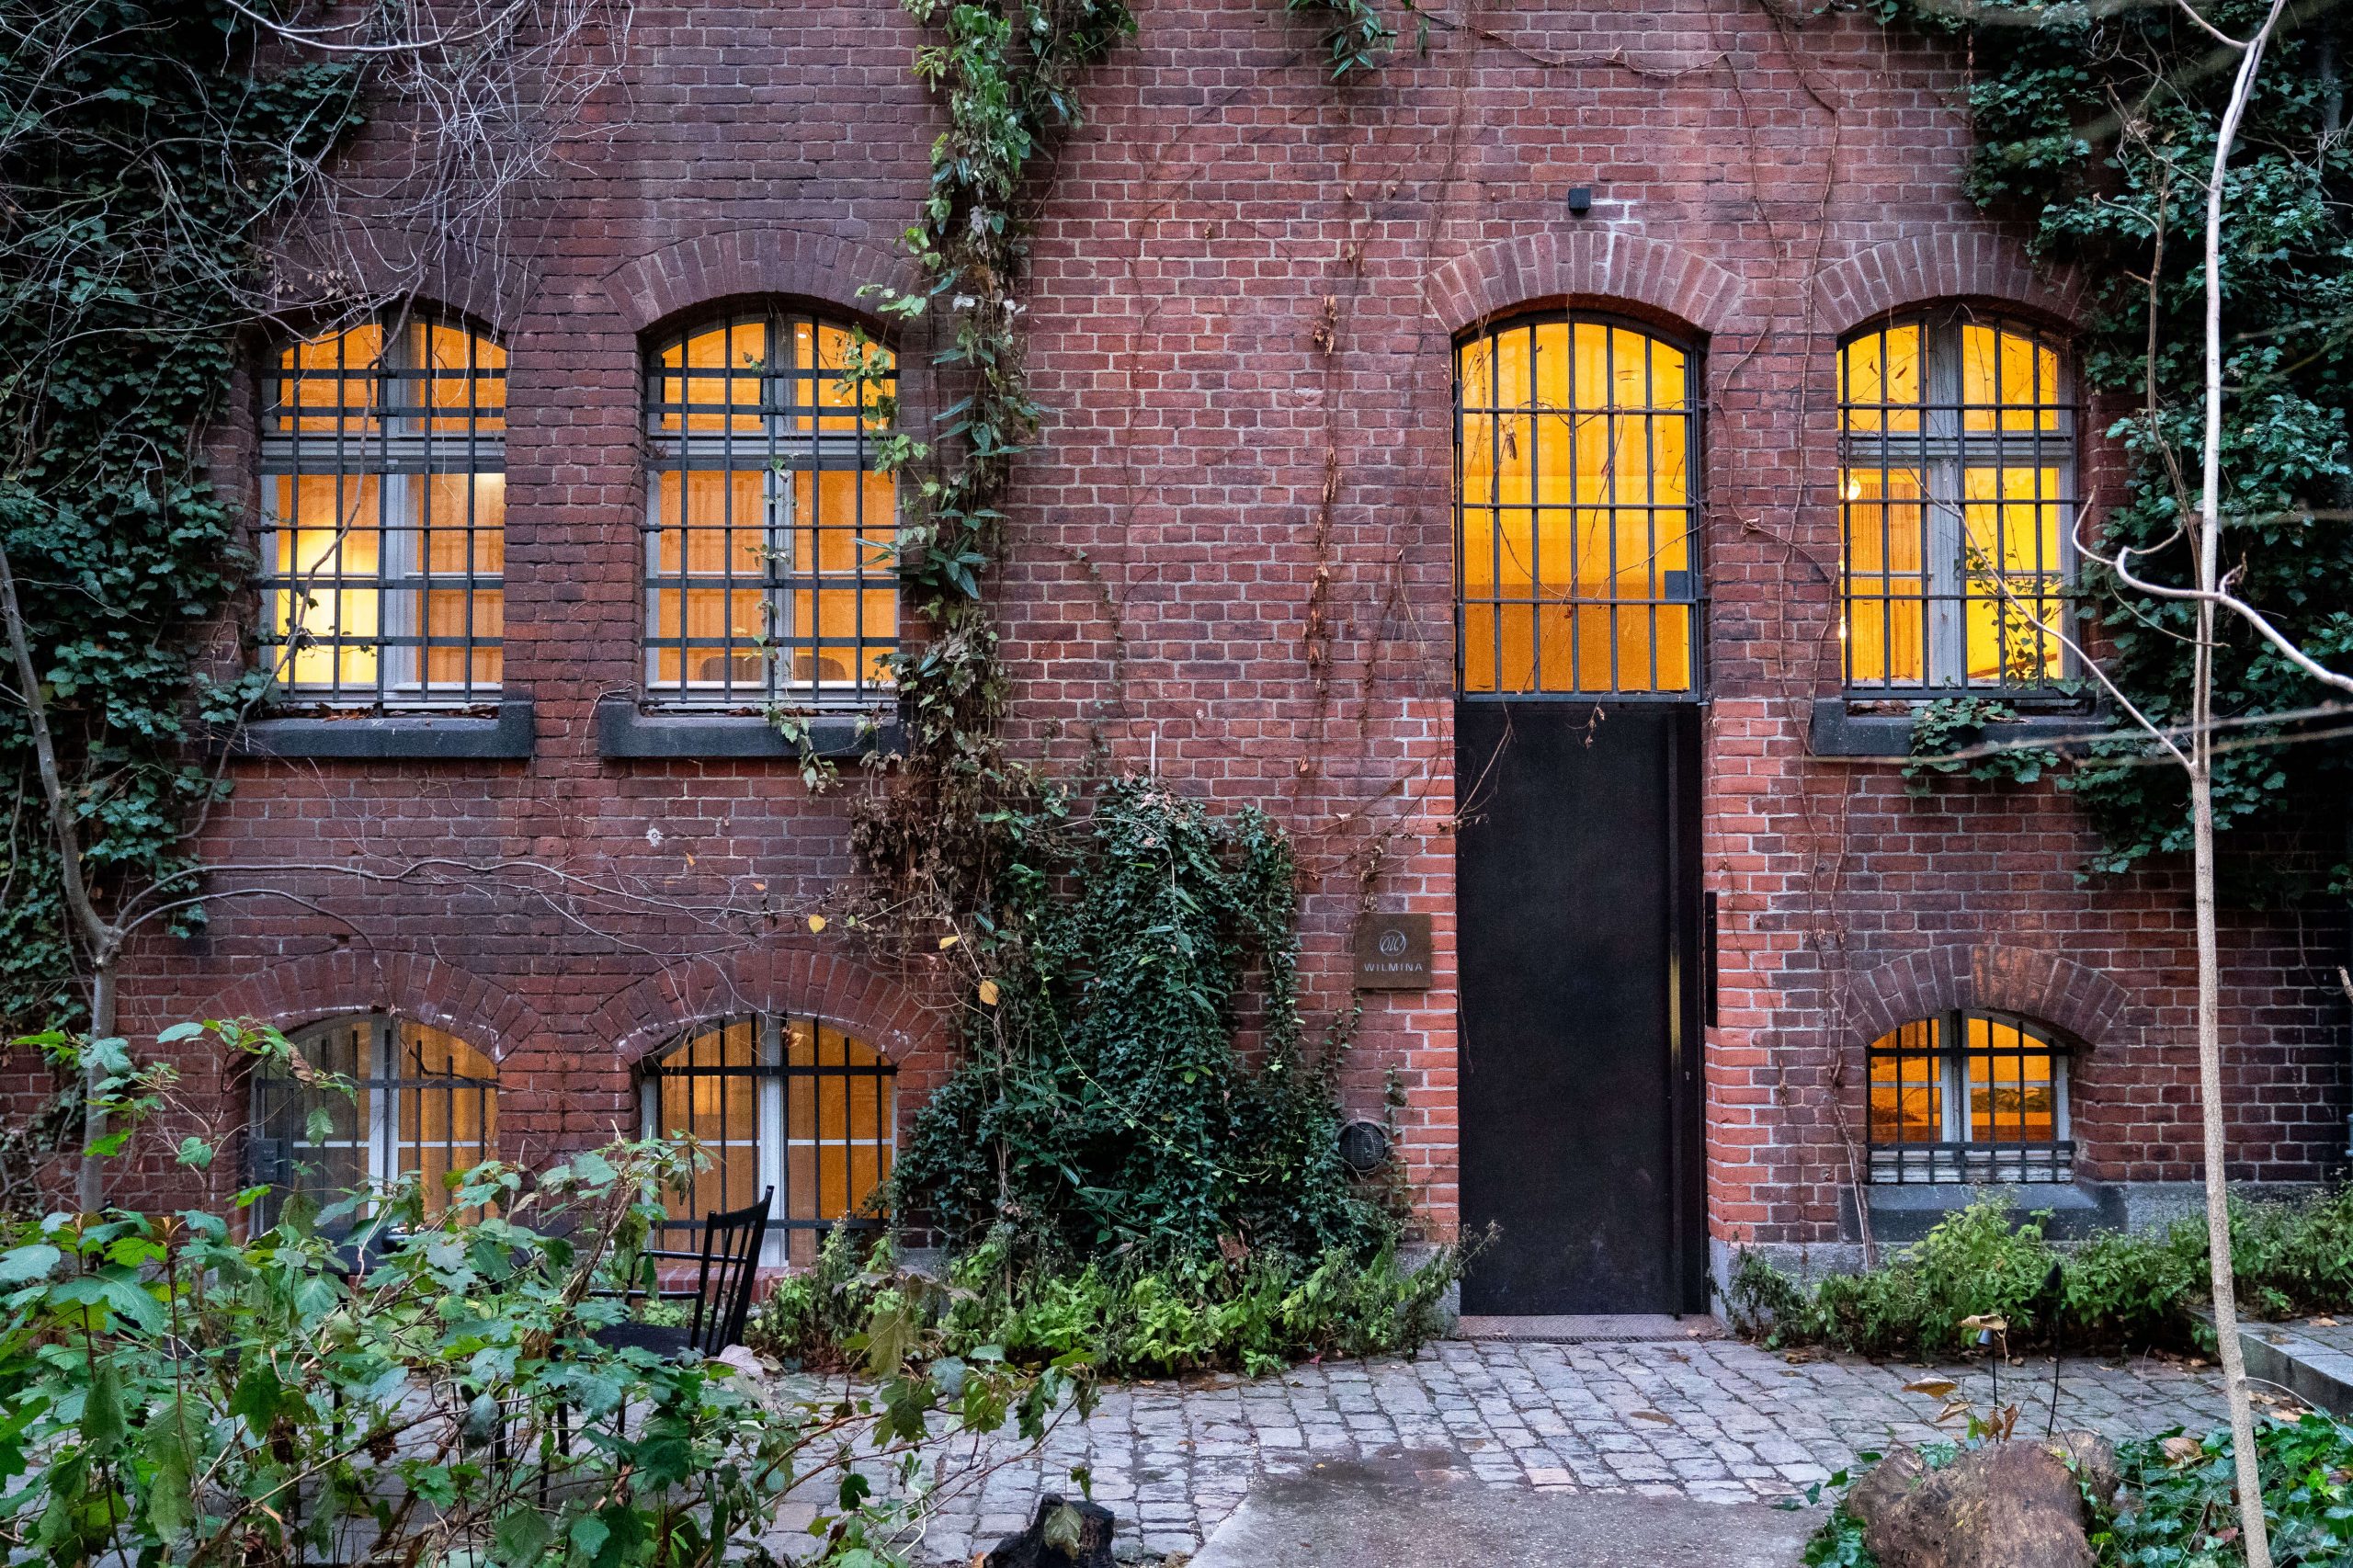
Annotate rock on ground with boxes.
[1847,1437,2116,1568]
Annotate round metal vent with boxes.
[1337,1119,1391,1176]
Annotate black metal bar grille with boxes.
[642,1015,896,1267]
[642,308,898,710]
[256,312,506,709]
[1867,1009,2073,1184]
[249,1017,499,1229]
[1839,313,2076,693]
[1454,312,1702,697]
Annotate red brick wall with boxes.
[102,0,2350,1243]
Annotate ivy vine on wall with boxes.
[1863,0,2351,883]
[850,0,1402,1263]
[0,1,362,1033]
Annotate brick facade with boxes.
[97,0,2349,1270]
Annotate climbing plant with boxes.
[0,1,364,1034]
[856,1,1408,1265]
[1860,0,2353,881]
[895,779,1376,1259]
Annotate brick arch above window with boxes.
[1846,942,2131,1055]
[1813,234,2086,339]
[1426,232,1751,340]
[601,229,916,337]
[184,949,550,1065]
[592,946,942,1072]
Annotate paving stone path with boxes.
[892,1336,2232,1563]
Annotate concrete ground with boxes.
[899,1335,2232,1562]
[1187,1450,1816,1568]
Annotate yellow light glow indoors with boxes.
[1838,315,2073,691]
[646,1017,897,1268]
[263,316,506,703]
[645,311,898,706]
[1457,315,1698,695]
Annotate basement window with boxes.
[640,1015,895,1267]
[249,1017,499,1229]
[1867,1010,2073,1184]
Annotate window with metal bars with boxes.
[1454,312,1701,697]
[1867,1010,2074,1184]
[639,1015,895,1267]
[257,312,506,708]
[1839,312,2077,692]
[248,1017,499,1230]
[642,307,899,709]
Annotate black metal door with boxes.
[1456,701,1704,1315]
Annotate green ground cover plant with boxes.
[749,1224,1463,1381]
[0,1022,1083,1568]
[1727,1191,2353,1361]
[1802,1414,2353,1568]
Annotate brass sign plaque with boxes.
[1354,912,1433,991]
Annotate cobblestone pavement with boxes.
[893,1337,2231,1563]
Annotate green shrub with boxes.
[750,1225,1464,1381]
[1731,1189,2353,1361]
[893,781,1386,1267]
[0,1130,1077,1566]
[2103,1412,2353,1566]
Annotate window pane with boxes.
[644,311,899,707]
[1841,324,1921,434]
[1961,465,2067,686]
[1842,466,1927,687]
[1455,315,1698,694]
[259,316,504,705]
[1868,1017,1941,1144]
[1961,324,2062,432]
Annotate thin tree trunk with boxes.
[2194,6,2289,1557]
[79,960,114,1213]
[2192,633,2268,1568]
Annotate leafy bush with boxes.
[0,1135,1079,1566]
[1802,1413,2353,1568]
[2103,1413,2353,1567]
[895,779,1390,1266]
[1729,1189,2353,1360]
[751,1225,1464,1381]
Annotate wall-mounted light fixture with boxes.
[1566,187,1595,217]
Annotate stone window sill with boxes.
[1842,1178,2122,1244]
[1807,696,2097,759]
[595,698,900,760]
[231,697,536,761]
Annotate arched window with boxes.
[1455,312,1700,695]
[642,307,897,709]
[249,1017,499,1228]
[1867,1010,2072,1184]
[641,1015,895,1265]
[258,312,506,706]
[1839,312,2075,691]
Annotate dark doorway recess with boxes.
[1456,701,1706,1315]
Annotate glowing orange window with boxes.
[1839,314,2075,691]
[259,314,505,706]
[643,309,898,709]
[1456,313,1699,696]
